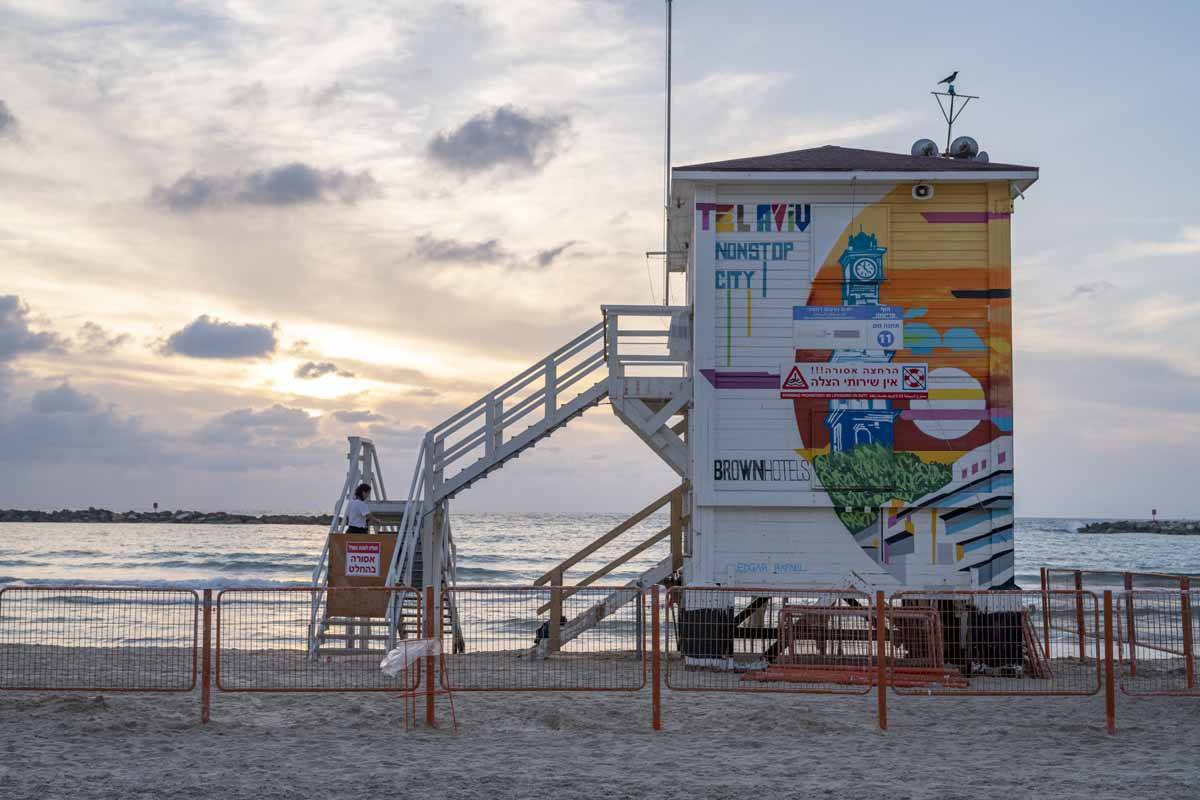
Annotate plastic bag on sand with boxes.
[380,639,436,676]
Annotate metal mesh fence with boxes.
[889,590,1101,695]
[216,587,422,692]
[664,588,879,694]
[1116,590,1198,696]
[0,587,198,691]
[440,586,646,691]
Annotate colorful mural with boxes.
[696,181,1016,588]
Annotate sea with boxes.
[3,514,1199,591]
[2,515,1198,652]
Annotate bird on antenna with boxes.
[938,71,958,86]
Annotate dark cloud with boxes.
[411,234,509,264]
[0,295,63,361]
[295,360,354,379]
[410,235,569,271]
[31,382,100,414]
[534,241,576,268]
[308,82,347,106]
[229,81,268,108]
[331,409,384,424]
[150,162,381,211]
[77,321,131,354]
[162,315,278,359]
[0,100,17,140]
[0,390,161,466]
[1066,281,1116,300]
[427,105,569,174]
[365,422,425,447]
[195,403,318,445]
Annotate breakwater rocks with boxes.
[1078,520,1200,535]
[0,508,332,525]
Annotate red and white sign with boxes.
[345,541,382,577]
[780,362,929,400]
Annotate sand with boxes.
[1,646,1198,799]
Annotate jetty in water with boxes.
[1078,520,1200,535]
[0,508,330,525]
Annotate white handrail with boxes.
[426,319,609,499]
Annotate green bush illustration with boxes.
[812,444,953,534]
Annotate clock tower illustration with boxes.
[825,229,896,454]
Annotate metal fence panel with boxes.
[890,590,1101,696]
[216,587,422,692]
[1117,590,1198,696]
[665,587,877,695]
[0,586,198,691]
[441,586,646,691]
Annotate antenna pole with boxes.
[663,0,672,307]
[932,88,979,156]
[945,93,954,154]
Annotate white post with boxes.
[484,394,498,458]
[606,310,621,378]
[544,359,557,423]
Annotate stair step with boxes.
[316,647,387,656]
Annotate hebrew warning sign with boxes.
[345,541,382,577]
[780,362,929,400]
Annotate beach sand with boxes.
[1,649,1197,800]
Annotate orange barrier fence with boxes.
[1116,589,1199,696]
[888,590,1102,696]
[215,586,423,692]
[439,585,646,691]
[4,580,1200,734]
[0,586,198,692]
[663,587,878,695]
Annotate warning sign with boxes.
[780,362,929,400]
[782,366,809,391]
[345,541,382,577]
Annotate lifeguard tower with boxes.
[308,137,1038,656]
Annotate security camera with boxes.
[912,183,935,200]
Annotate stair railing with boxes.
[308,438,369,656]
[602,305,691,379]
[383,435,431,637]
[426,320,607,500]
[533,483,688,618]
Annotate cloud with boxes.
[427,105,569,175]
[331,409,384,423]
[77,321,131,353]
[161,315,278,359]
[229,81,268,108]
[1066,281,1116,300]
[365,422,425,447]
[0,389,162,466]
[411,234,509,264]
[0,295,63,362]
[534,241,576,268]
[295,360,354,379]
[195,403,318,445]
[31,382,100,414]
[410,235,572,270]
[150,163,382,211]
[308,82,348,107]
[1113,226,1200,260]
[0,100,17,140]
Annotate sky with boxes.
[1,0,1198,517]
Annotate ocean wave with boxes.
[149,558,311,572]
[0,576,312,592]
